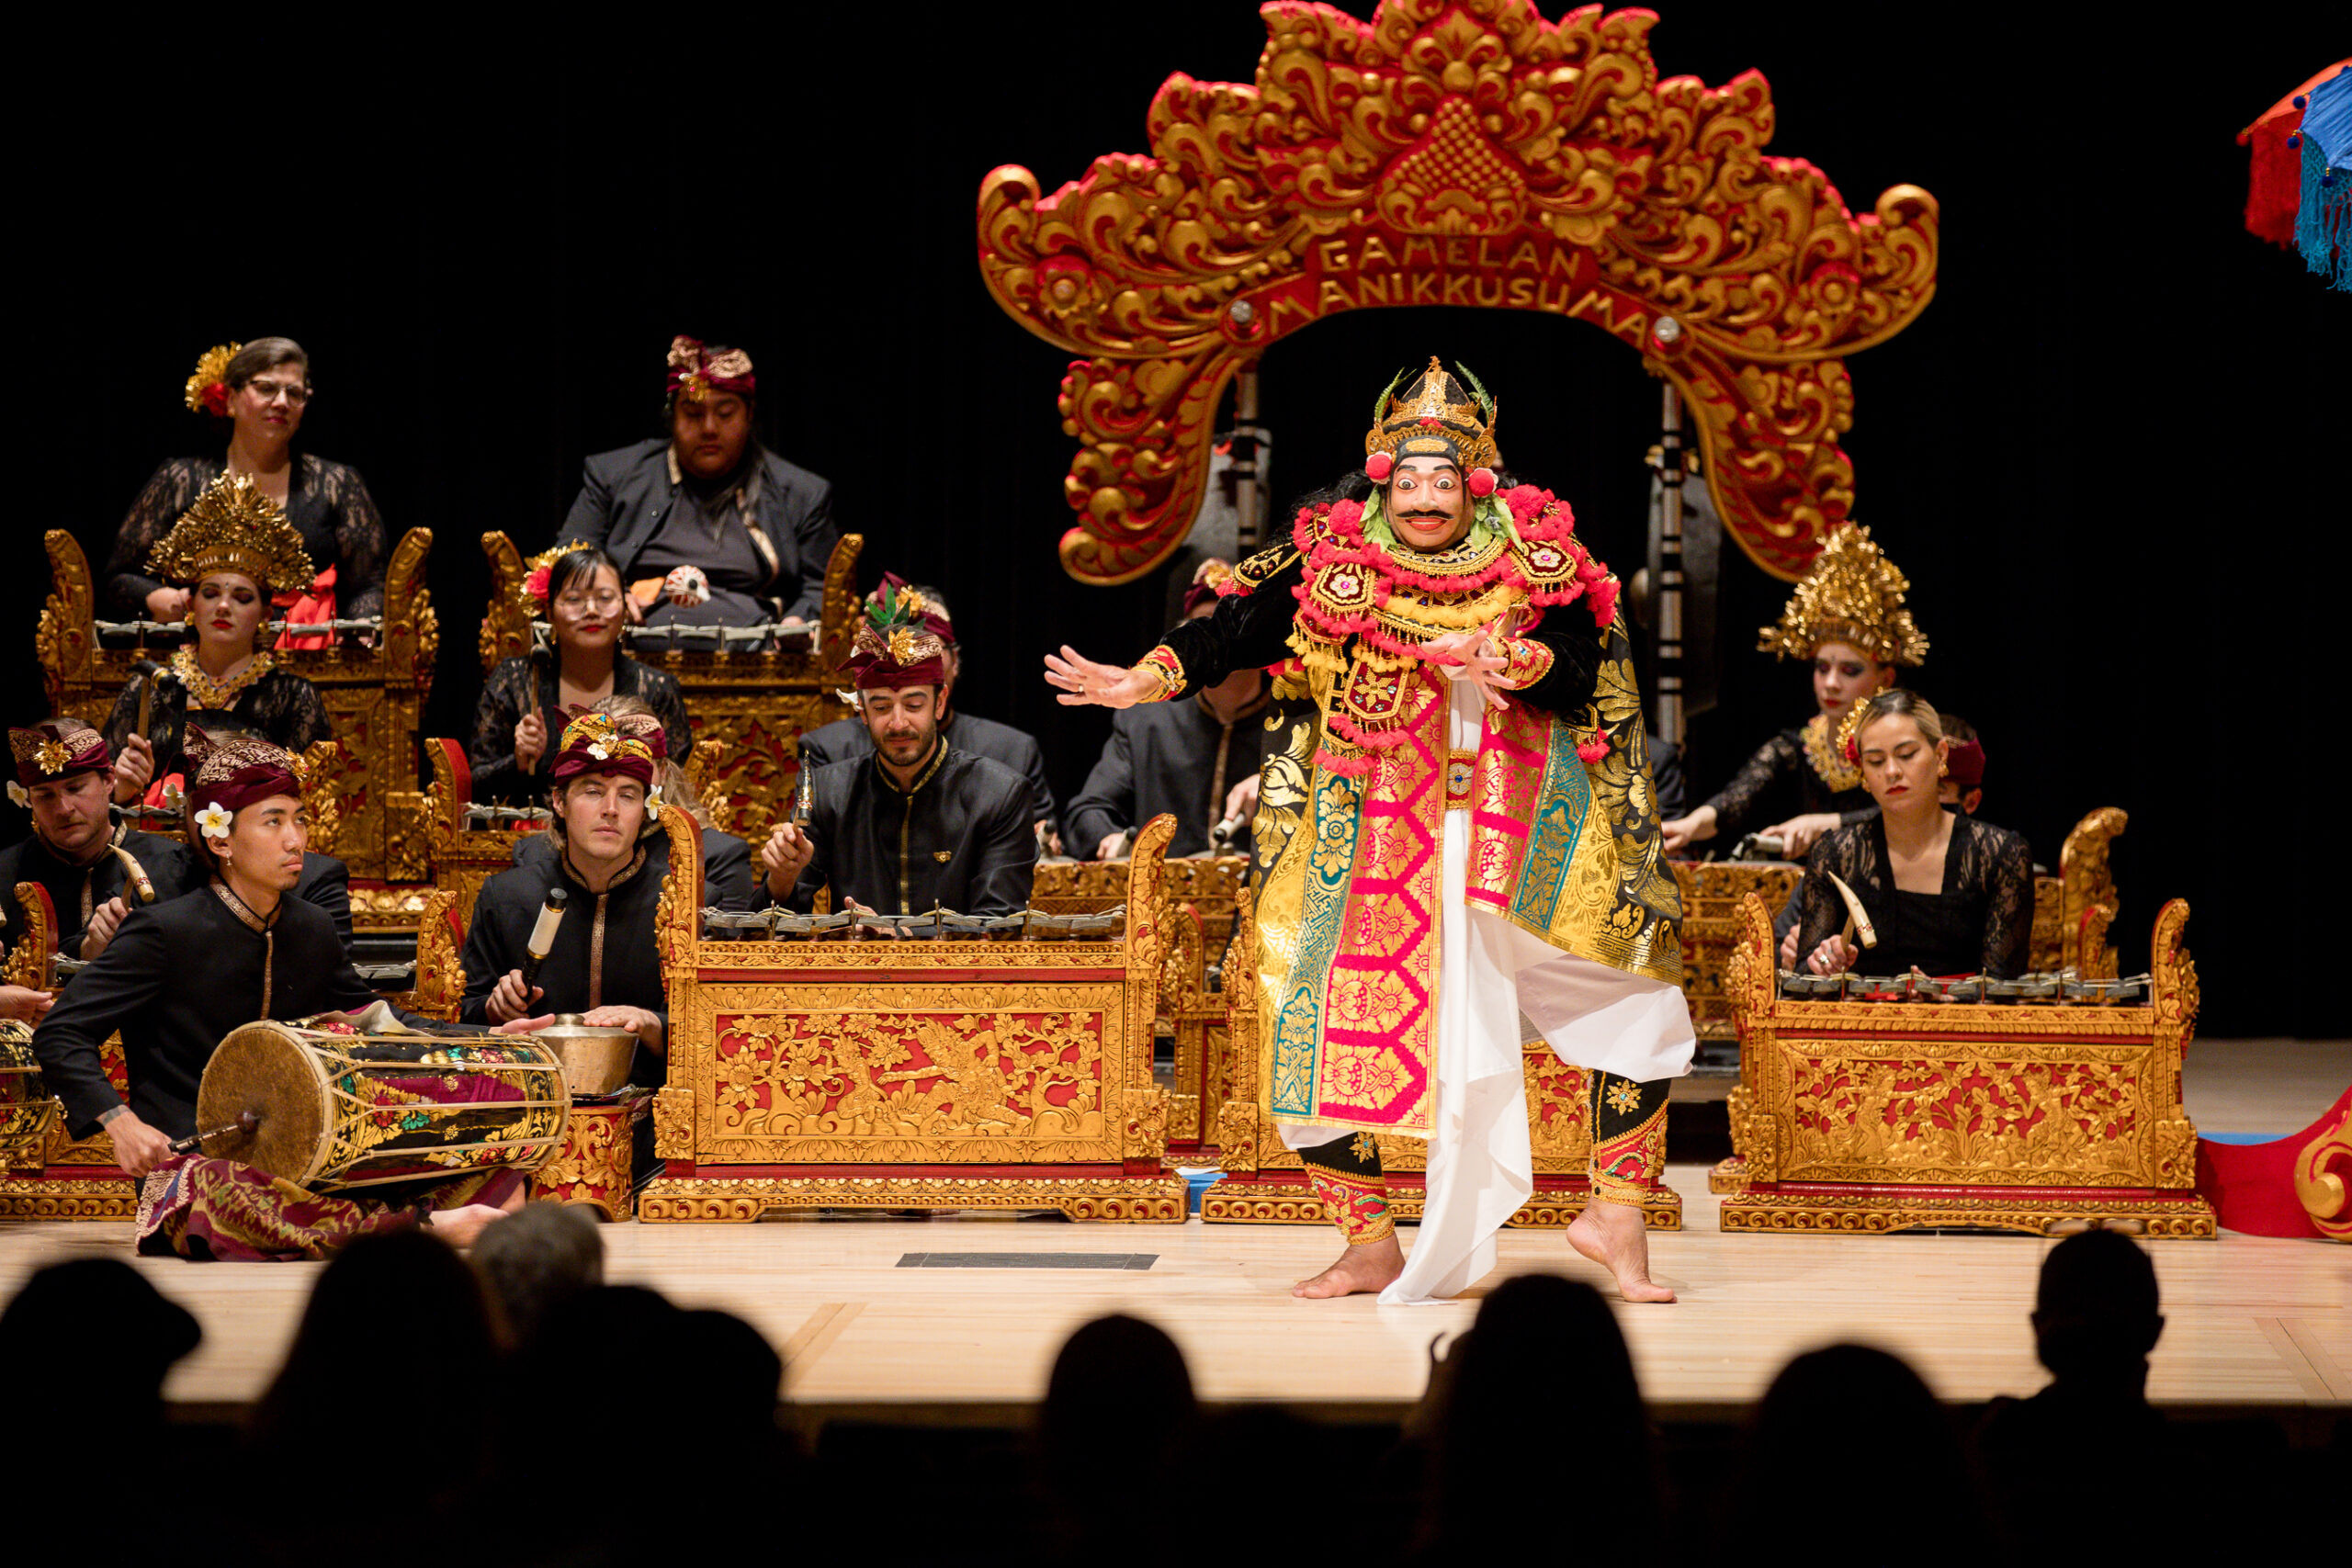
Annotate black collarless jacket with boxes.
[30,887,395,1140]
[0,827,200,953]
[785,747,1035,919]
[798,711,1058,837]
[560,439,839,624]
[460,836,671,1086]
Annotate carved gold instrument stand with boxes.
[637,814,1187,1223]
[1713,892,2212,1237]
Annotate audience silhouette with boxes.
[469,1198,605,1348]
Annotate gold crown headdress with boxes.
[1363,355,1500,484]
[184,343,242,416]
[146,474,317,593]
[1758,525,1928,668]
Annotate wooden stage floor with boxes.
[3,1041,2346,1420]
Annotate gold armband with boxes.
[1498,637,1555,690]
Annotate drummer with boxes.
[28,728,522,1257]
[1,721,195,995]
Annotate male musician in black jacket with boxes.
[761,589,1035,921]
[30,731,517,1257]
[0,722,194,984]
[560,335,838,634]
[796,580,1058,846]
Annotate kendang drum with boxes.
[193,1020,570,1190]
[0,1020,60,1163]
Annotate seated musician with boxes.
[560,335,838,641]
[759,597,1036,919]
[1793,691,2032,979]
[797,578,1058,845]
[103,475,332,806]
[507,696,758,916]
[1662,526,1925,859]
[462,710,672,1056]
[106,338,390,645]
[1774,711,1992,967]
[1063,562,1270,859]
[0,722,193,1020]
[469,543,693,805]
[29,729,520,1257]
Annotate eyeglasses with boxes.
[555,591,625,613]
[244,379,312,405]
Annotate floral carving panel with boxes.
[702,985,1124,1165]
[978,0,1938,583]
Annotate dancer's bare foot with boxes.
[1293,1234,1406,1298]
[1567,1198,1677,1303]
[426,1203,512,1247]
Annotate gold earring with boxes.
[1937,761,1949,777]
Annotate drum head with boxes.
[196,1022,331,1185]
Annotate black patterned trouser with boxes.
[1295,1071,1669,1241]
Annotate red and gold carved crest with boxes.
[979,1,1938,583]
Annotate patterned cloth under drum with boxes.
[195,1020,569,1190]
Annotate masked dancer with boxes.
[1047,358,1690,1303]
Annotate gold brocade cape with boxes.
[1239,491,1681,1138]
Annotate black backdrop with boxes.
[16,4,2346,1033]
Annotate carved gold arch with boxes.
[978,0,1938,584]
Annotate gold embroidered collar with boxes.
[874,734,947,797]
[173,646,275,713]
[1802,712,1862,793]
[209,878,280,932]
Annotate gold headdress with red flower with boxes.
[146,474,316,593]
[520,539,594,614]
[665,335,756,401]
[183,343,242,417]
[1759,525,1928,668]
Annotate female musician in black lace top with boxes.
[468,545,692,805]
[1794,691,2032,979]
[1662,525,1926,860]
[106,339,388,640]
[102,477,332,804]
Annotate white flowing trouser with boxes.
[1277,685,1694,1303]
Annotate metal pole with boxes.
[1231,367,1262,552]
[1657,385,1685,747]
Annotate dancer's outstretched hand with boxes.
[1046,646,1161,708]
[1421,626,1511,710]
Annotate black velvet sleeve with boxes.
[1008,730,1058,835]
[1151,553,1305,697]
[1509,612,1607,716]
[300,855,354,953]
[1060,721,1136,858]
[1649,738,1689,822]
[32,907,172,1133]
